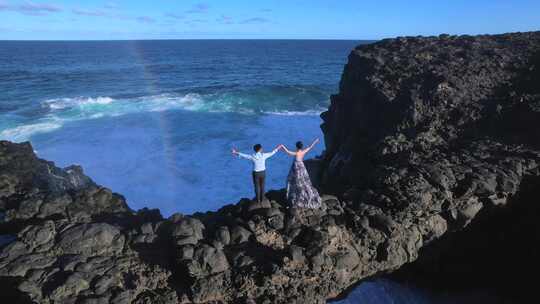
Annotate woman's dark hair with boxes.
[295,141,303,150]
[253,144,262,152]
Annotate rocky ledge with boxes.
[1,31,540,303]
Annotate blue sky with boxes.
[0,0,539,40]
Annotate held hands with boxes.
[278,144,287,152]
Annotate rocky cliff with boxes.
[1,31,540,303]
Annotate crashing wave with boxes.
[0,121,62,142]
[2,87,327,142]
[43,96,115,110]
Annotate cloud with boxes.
[239,17,270,24]
[185,3,208,14]
[68,5,154,24]
[187,19,206,23]
[216,15,233,24]
[72,8,107,17]
[184,18,207,27]
[103,2,118,9]
[136,16,155,24]
[0,1,62,16]
[165,12,184,20]
[260,8,272,13]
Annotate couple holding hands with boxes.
[232,139,322,209]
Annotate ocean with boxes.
[0,40,490,303]
[0,40,358,215]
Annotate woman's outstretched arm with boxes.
[303,138,320,154]
[281,145,297,156]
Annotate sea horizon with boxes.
[0,38,373,42]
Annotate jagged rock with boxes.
[267,214,285,230]
[245,200,271,212]
[15,221,56,254]
[50,272,90,301]
[215,226,231,245]
[185,245,230,277]
[171,217,204,242]
[58,223,125,256]
[334,246,360,271]
[178,245,194,260]
[230,225,252,244]
[456,198,483,226]
[1,253,56,277]
[289,245,306,264]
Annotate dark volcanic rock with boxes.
[1,31,540,303]
[57,223,125,256]
[322,32,540,192]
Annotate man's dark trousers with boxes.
[252,170,266,203]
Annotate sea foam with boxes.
[2,89,327,141]
[43,96,115,110]
[0,122,62,142]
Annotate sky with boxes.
[0,0,539,40]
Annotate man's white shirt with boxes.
[237,149,278,172]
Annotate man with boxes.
[232,144,282,203]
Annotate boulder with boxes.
[171,217,204,239]
[58,223,125,256]
[185,245,229,277]
[230,225,252,244]
[215,226,231,246]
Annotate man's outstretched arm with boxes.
[232,148,252,160]
[263,145,282,159]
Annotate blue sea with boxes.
[0,40,494,303]
[0,40,349,215]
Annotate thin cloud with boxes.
[136,16,155,24]
[185,3,209,14]
[187,19,207,23]
[0,1,62,16]
[165,12,184,20]
[260,8,272,13]
[184,18,207,27]
[217,15,233,24]
[68,5,154,24]
[103,2,118,9]
[72,8,107,17]
[239,17,270,24]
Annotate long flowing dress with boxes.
[286,160,322,208]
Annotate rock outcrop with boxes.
[1,31,540,303]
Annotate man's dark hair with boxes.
[296,141,303,149]
[253,144,262,152]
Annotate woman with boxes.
[281,138,323,209]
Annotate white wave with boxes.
[89,113,105,119]
[2,92,326,141]
[42,93,326,117]
[43,96,115,110]
[0,122,62,142]
[146,93,205,112]
[265,109,324,116]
